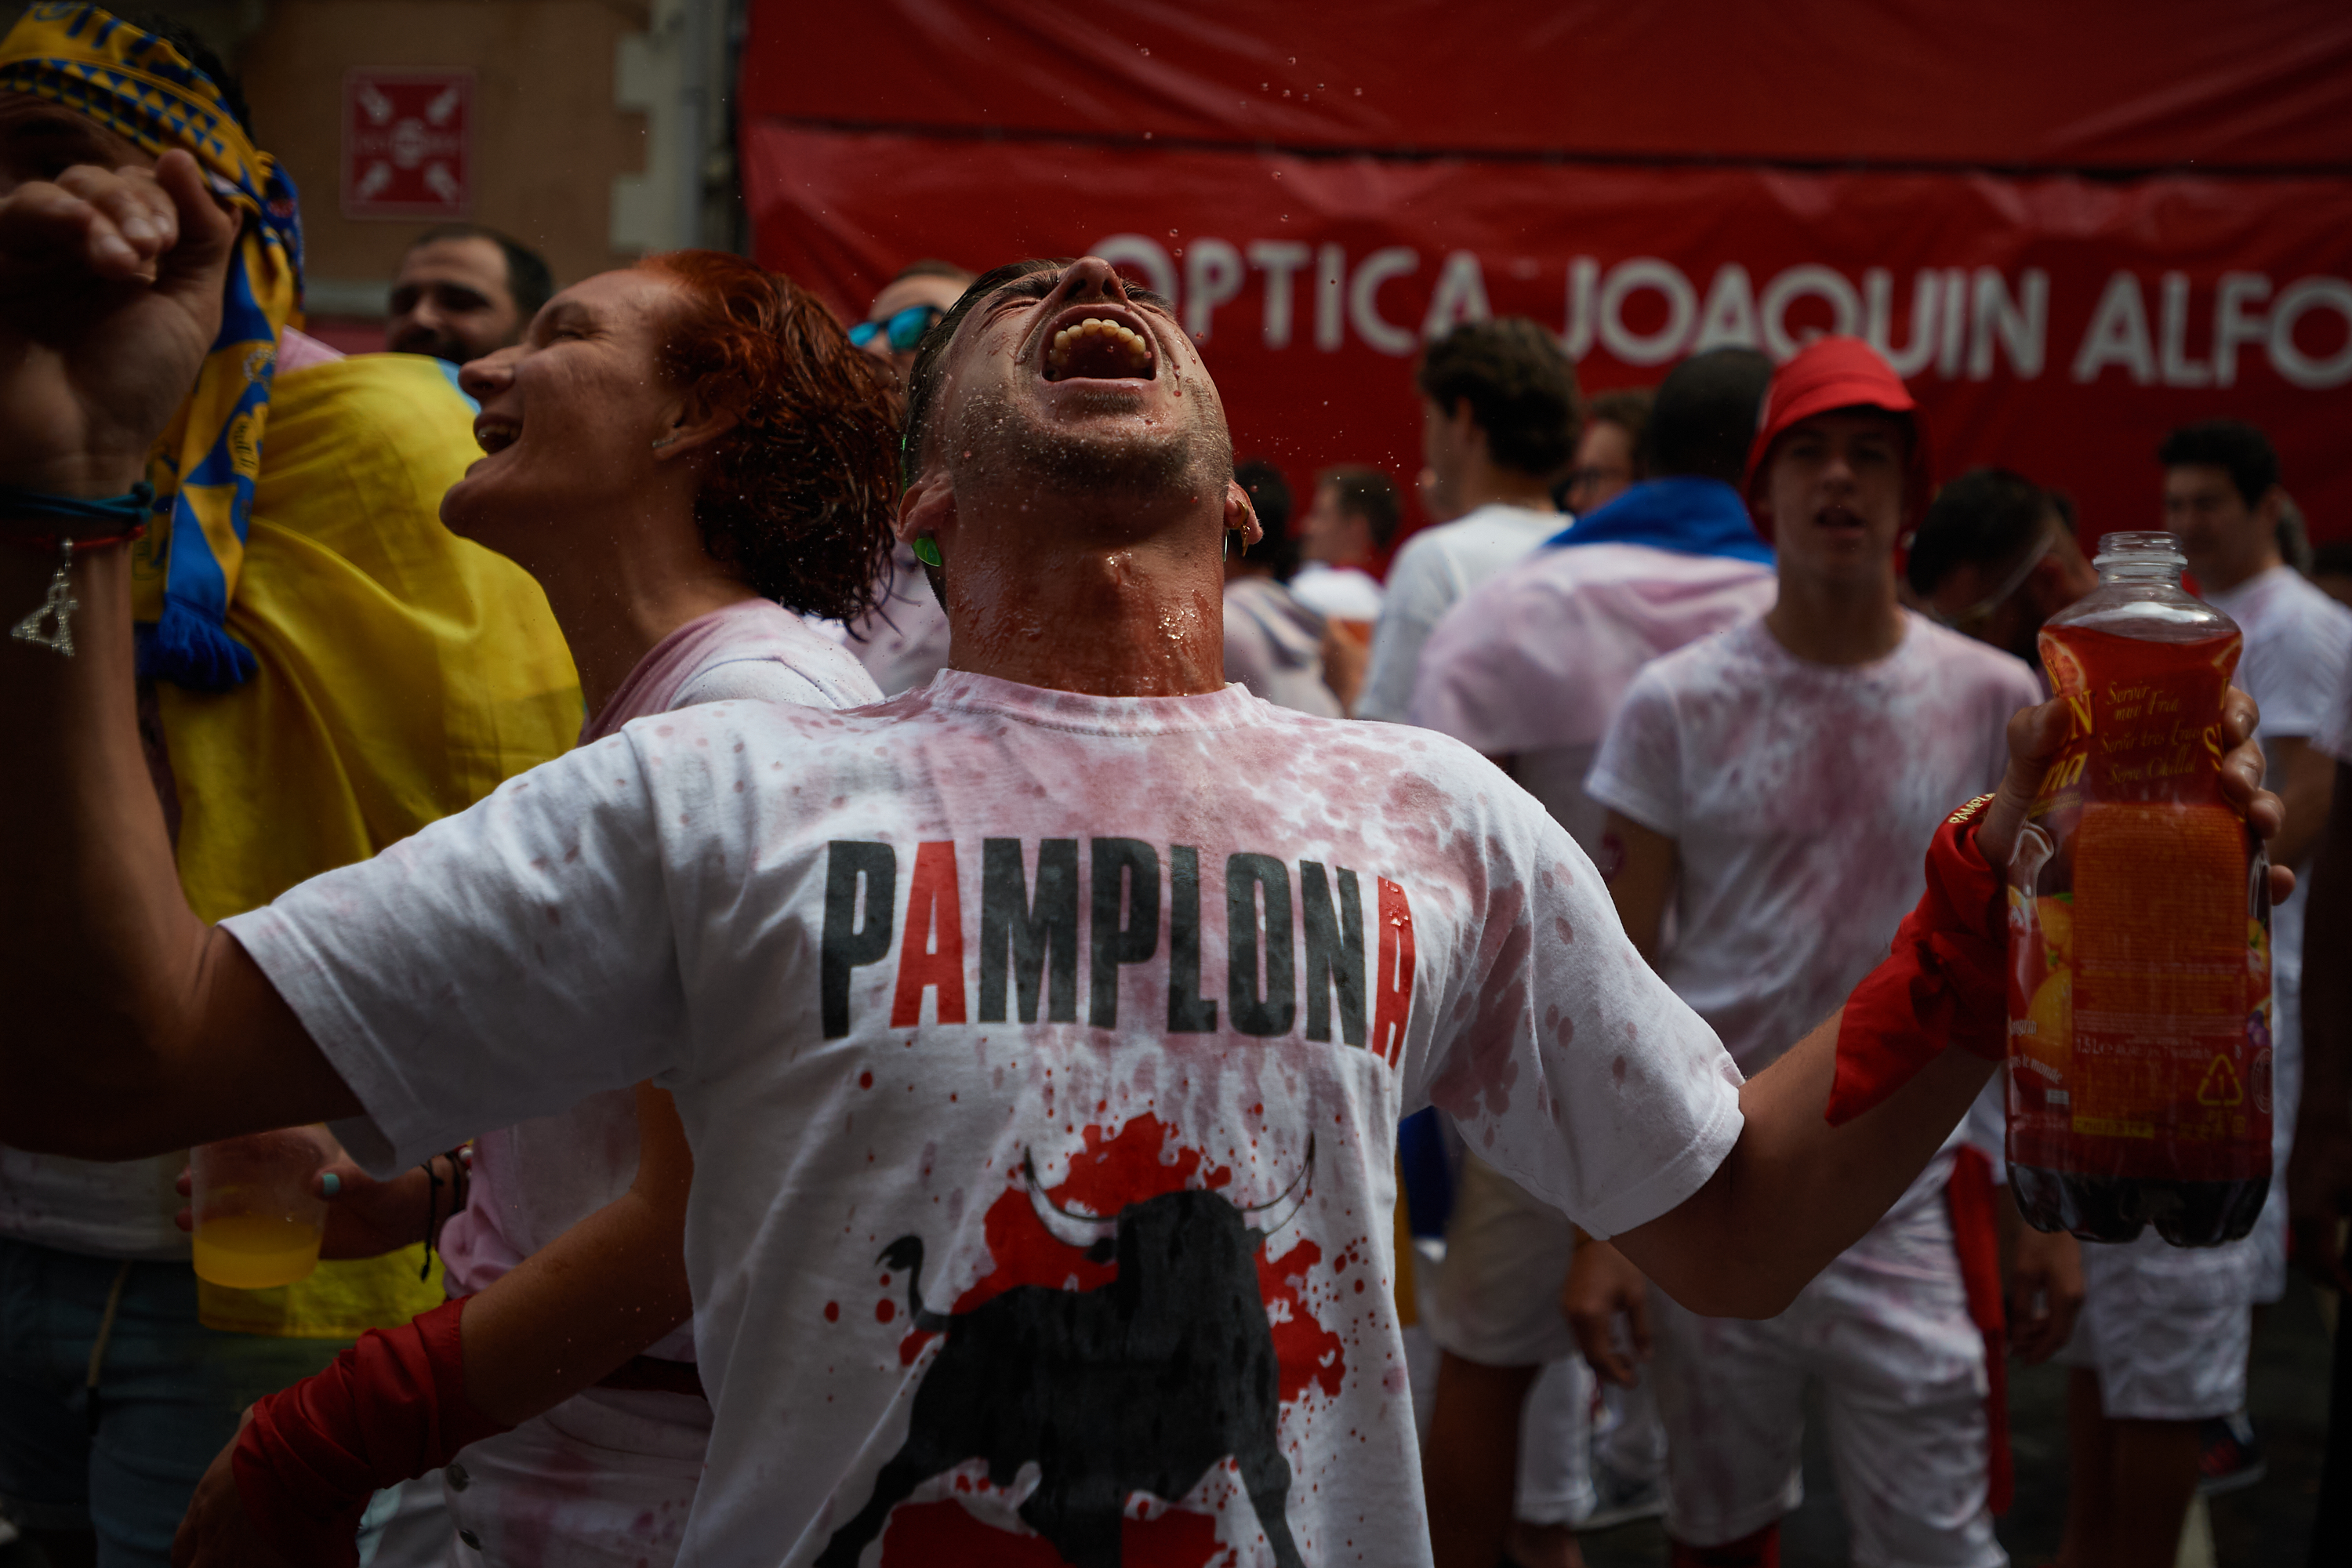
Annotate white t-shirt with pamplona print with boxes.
[225,670,1741,1568]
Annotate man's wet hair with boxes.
[902,258,1064,485]
[1316,465,1403,552]
[1646,348,1772,485]
[127,11,250,133]
[412,223,557,321]
[2158,419,2279,511]
[900,258,1178,487]
[1907,466,2053,597]
[1235,458,1300,579]
[1414,318,1582,480]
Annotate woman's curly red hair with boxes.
[637,250,900,621]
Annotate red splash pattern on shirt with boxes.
[877,1493,1232,1567]
[892,1112,1347,1517]
[898,1113,1238,1367]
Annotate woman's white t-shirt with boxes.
[225,671,1740,1566]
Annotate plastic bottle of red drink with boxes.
[2005,530,2273,1246]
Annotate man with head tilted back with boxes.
[0,211,2292,1566]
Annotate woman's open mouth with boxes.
[474,414,521,455]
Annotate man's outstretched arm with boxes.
[0,155,358,1158]
[1613,692,2286,1319]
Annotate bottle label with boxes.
[2009,623,2270,1184]
[2034,630,2236,810]
[2071,804,2263,1148]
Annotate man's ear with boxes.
[899,468,954,546]
[649,383,742,462]
[1224,479,1263,550]
[2256,484,2285,533]
[898,469,955,608]
[1449,399,1486,462]
[2023,553,2074,619]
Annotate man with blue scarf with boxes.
[0,8,579,1563]
[1409,349,1781,1568]
[1411,349,1780,851]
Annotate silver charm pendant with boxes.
[11,541,78,658]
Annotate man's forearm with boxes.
[0,542,345,1154]
[1616,1008,1994,1319]
[0,540,203,1145]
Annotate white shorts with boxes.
[2252,963,2303,1305]
[2061,1228,2254,1421]
[444,1385,710,1566]
[1648,1166,2003,1568]
[1424,1152,1576,1367]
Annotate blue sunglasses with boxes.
[850,303,946,354]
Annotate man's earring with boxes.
[651,434,679,450]
[1224,529,1247,561]
[913,536,943,568]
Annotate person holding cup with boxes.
[172,249,902,1565]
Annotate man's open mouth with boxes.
[1043,313,1156,383]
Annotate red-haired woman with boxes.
[174,252,900,1566]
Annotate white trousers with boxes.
[1648,1170,2005,1568]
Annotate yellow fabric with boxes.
[164,353,581,1335]
[0,3,303,688]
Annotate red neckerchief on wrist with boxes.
[1827,793,2007,1127]
[232,1295,510,1566]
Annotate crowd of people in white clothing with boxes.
[0,12,2344,1568]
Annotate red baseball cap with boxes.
[1741,336,1934,538]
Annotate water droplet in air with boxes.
[1170,228,1179,236]
[1289,56,1297,64]
[1354,87,1363,96]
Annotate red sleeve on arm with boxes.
[232,1296,511,1566]
[1826,795,2008,1127]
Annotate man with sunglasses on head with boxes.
[0,214,2290,1566]
[1907,467,2097,671]
[843,260,972,693]
[853,258,972,383]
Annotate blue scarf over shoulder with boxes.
[1546,476,1773,566]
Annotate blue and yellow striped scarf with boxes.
[0,2,302,688]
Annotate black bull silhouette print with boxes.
[815,1138,1318,1568]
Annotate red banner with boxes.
[746,123,2352,546]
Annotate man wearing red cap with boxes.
[1563,338,2042,1567]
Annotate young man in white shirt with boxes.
[2091,420,2352,1523]
[1353,319,1574,721]
[2165,423,2352,1312]
[0,169,2285,1568]
[1565,338,2048,1568]
[1408,347,1780,1568]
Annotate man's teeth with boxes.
[1046,318,1153,377]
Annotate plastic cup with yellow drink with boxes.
[189,1126,336,1288]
